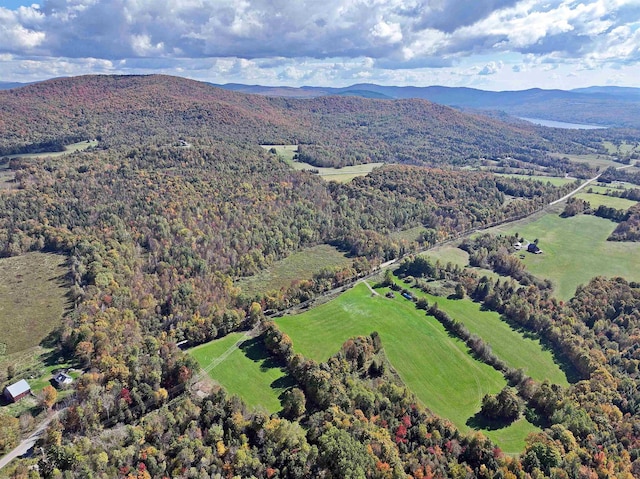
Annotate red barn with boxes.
[3,379,31,402]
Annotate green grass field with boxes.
[550,153,622,171]
[488,214,640,300]
[421,245,502,282]
[263,145,384,183]
[389,226,427,243]
[401,286,570,386]
[603,141,640,156]
[278,282,538,452]
[0,253,70,355]
[3,140,98,160]
[189,333,293,414]
[574,192,638,210]
[236,244,352,296]
[494,173,574,187]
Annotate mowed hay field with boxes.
[278,282,539,453]
[573,192,638,210]
[407,287,571,386]
[190,333,293,414]
[421,245,501,282]
[489,213,640,301]
[494,173,575,187]
[263,145,384,183]
[236,244,352,296]
[0,253,69,355]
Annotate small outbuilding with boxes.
[527,243,542,254]
[3,379,31,403]
[53,372,73,388]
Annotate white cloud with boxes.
[478,60,503,75]
[0,0,638,89]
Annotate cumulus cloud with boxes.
[0,0,638,87]
[478,60,503,75]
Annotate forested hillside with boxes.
[1,75,639,478]
[0,75,602,169]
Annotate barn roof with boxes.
[5,379,30,398]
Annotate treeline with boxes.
[392,254,640,478]
[600,166,640,186]
[13,332,521,479]
[610,204,640,241]
[459,233,552,288]
[561,196,640,241]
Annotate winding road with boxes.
[0,410,62,471]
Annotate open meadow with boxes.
[278,282,539,452]
[0,253,69,356]
[488,213,640,300]
[1,140,98,161]
[236,244,352,296]
[397,283,571,385]
[494,173,575,187]
[421,245,502,282]
[189,333,293,414]
[574,192,638,210]
[263,145,384,183]
[549,152,623,171]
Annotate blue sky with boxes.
[2,1,31,8]
[1,1,639,90]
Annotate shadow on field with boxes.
[239,335,298,401]
[240,336,282,371]
[466,411,516,431]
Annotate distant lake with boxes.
[519,117,608,130]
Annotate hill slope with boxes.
[217,82,640,128]
[0,74,598,167]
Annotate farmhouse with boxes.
[53,372,73,388]
[527,243,542,254]
[3,379,31,402]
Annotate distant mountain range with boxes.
[3,77,640,128]
[0,81,29,90]
[215,83,640,129]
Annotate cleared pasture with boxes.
[405,286,570,386]
[550,153,622,171]
[389,226,427,243]
[236,244,351,296]
[488,213,640,300]
[494,173,574,187]
[574,192,638,210]
[263,144,384,183]
[421,245,502,282]
[0,253,69,355]
[278,282,539,453]
[2,140,98,160]
[602,141,640,156]
[190,333,293,414]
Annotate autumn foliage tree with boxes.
[38,385,58,410]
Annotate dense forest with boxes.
[0,75,612,171]
[1,75,639,478]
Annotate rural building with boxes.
[527,243,542,254]
[513,242,522,250]
[53,372,73,388]
[3,379,31,402]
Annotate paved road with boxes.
[549,163,635,207]
[549,174,601,206]
[0,410,62,471]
